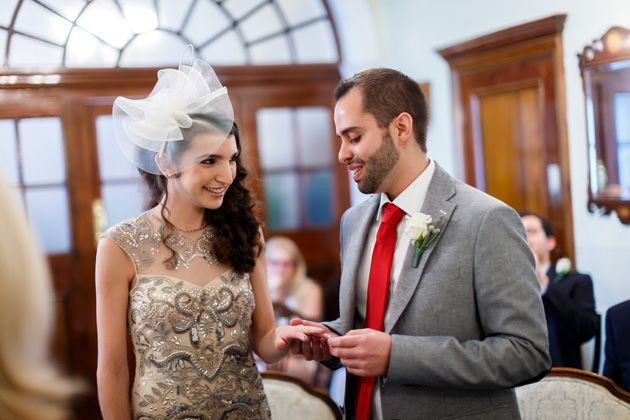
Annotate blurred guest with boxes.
[265,236,329,388]
[521,211,599,369]
[0,171,79,419]
[603,299,630,391]
[266,236,323,321]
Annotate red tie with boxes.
[355,203,405,420]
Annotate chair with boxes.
[516,367,630,420]
[261,371,342,420]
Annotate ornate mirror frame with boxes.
[579,26,630,224]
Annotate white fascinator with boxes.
[112,47,234,175]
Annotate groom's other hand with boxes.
[327,328,392,377]
[289,318,337,361]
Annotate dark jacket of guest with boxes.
[603,299,630,391]
[543,265,599,369]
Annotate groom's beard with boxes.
[353,131,400,194]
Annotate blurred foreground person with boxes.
[0,170,80,420]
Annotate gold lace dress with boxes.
[102,212,271,420]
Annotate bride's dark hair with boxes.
[139,121,263,273]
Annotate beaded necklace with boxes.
[147,211,218,270]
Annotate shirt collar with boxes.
[376,158,436,221]
[541,261,552,277]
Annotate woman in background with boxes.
[0,170,79,420]
[266,236,323,321]
[265,236,328,388]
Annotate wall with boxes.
[331,0,630,369]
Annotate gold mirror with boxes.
[579,26,630,224]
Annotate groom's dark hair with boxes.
[333,68,429,152]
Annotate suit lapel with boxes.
[340,195,380,333]
[385,163,457,333]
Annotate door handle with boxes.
[92,198,107,247]
[547,163,562,203]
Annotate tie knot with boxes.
[381,203,405,227]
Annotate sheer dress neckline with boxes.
[131,269,235,294]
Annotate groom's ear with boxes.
[392,112,413,145]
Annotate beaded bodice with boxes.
[102,213,271,420]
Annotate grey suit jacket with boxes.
[324,163,550,420]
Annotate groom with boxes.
[292,68,550,420]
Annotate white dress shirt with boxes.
[354,159,435,419]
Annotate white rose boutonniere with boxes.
[405,211,446,268]
[553,257,573,283]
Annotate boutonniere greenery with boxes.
[404,211,446,268]
[553,257,573,283]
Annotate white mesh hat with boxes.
[112,49,234,175]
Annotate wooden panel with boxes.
[479,91,524,206]
[516,88,549,213]
[49,255,73,374]
[52,298,70,371]
[479,86,548,214]
[457,59,555,188]
[438,15,566,60]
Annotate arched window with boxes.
[1,0,339,67]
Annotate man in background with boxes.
[603,299,630,391]
[520,211,599,369]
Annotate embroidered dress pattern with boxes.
[102,213,271,420]
[164,230,217,270]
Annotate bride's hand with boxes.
[274,323,327,351]
[288,319,337,362]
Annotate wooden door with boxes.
[439,15,574,261]
[476,81,548,214]
[0,90,103,418]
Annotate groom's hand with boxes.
[289,318,336,362]
[327,328,392,377]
